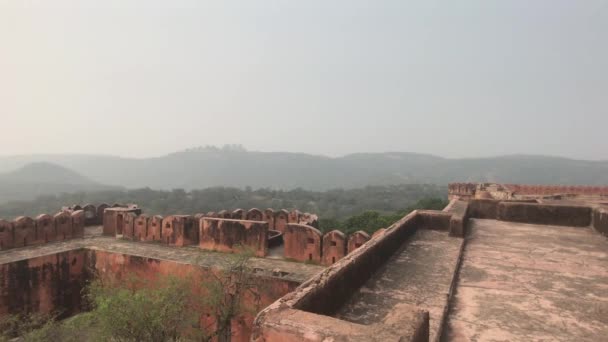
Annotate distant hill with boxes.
[0,148,607,191]
[0,162,121,203]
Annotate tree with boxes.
[0,249,263,342]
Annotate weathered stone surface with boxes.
[497,202,592,227]
[0,250,87,317]
[13,217,36,247]
[134,214,149,241]
[246,208,264,222]
[54,211,72,241]
[288,210,301,224]
[96,203,109,225]
[35,214,55,243]
[263,208,275,230]
[347,230,370,254]
[146,215,163,242]
[283,224,322,263]
[71,210,85,239]
[253,212,429,341]
[200,218,268,257]
[122,212,136,240]
[82,204,97,226]
[0,220,13,250]
[232,208,245,220]
[274,209,289,233]
[593,207,608,236]
[102,207,142,237]
[162,215,198,247]
[417,210,452,231]
[445,219,608,341]
[337,229,463,342]
[322,230,346,266]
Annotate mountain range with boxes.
[0,162,121,203]
[0,147,607,203]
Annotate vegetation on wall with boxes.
[0,251,261,342]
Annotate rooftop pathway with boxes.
[336,229,463,341]
[0,226,323,284]
[444,219,608,341]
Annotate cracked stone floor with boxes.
[444,219,608,342]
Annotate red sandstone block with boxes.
[13,217,36,247]
[283,224,322,263]
[71,210,85,239]
[54,212,72,241]
[83,204,97,226]
[36,214,56,243]
[322,230,346,266]
[122,213,136,240]
[347,231,370,254]
[288,210,301,224]
[246,208,264,221]
[274,210,289,233]
[0,220,14,250]
[263,208,275,230]
[232,209,245,220]
[199,218,268,257]
[162,215,198,247]
[133,215,149,241]
[97,203,109,225]
[372,228,386,239]
[217,210,231,219]
[146,215,163,242]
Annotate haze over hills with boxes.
[0,162,121,203]
[0,147,607,194]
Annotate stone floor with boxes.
[336,229,464,342]
[444,219,608,342]
[0,226,323,284]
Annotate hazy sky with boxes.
[1,0,607,159]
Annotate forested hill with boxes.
[0,184,446,222]
[0,162,121,203]
[0,147,607,191]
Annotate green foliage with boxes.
[319,198,449,235]
[79,275,200,342]
[1,250,260,342]
[0,184,447,220]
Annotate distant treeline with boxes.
[0,184,447,234]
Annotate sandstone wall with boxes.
[593,207,608,236]
[0,250,88,318]
[504,184,608,196]
[322,230,346,266]
[199,218,268,257]
[283,224,322,263]
[88,250,299,342]
[0,211,89,252]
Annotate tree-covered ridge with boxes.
[0,184,447,230]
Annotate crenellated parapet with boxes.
[448,182,478,200]
[504,184,608,197]
[0,210,88,251]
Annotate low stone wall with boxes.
[496,202,592,227]
[593,207,608,236]
[90,250,298,342]
[252,212,429,341]
[0,247,303,342]
[417,210,452,231]
[200,218,268,257]
[444,199,469,237]
[0,249,88,317]
[0,211,86,251]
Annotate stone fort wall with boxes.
[0,211,85,251]
[103,207,371,265]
